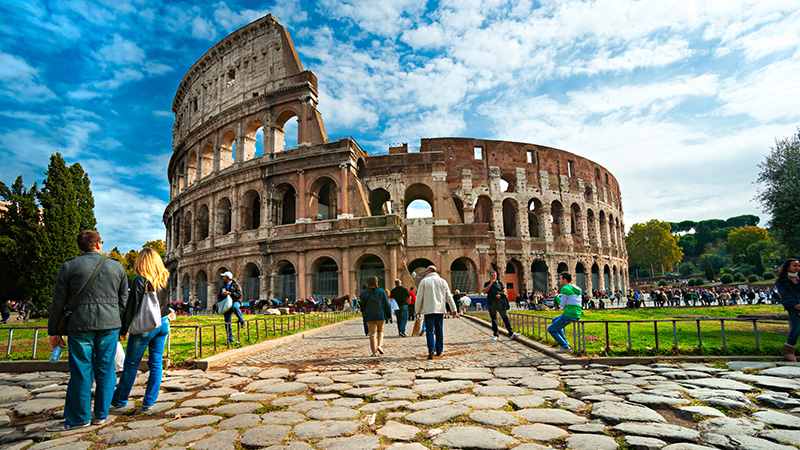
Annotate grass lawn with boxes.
[473,305,789,357]
[0,312,357,366]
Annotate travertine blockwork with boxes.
[164,14,628,307]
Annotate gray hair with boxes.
[426,265,438,273]
[394,279,402,286]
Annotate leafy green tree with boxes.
[142,239,166,258]
[123,250,138,272]
[677,234,697,256]
[725,215,759,228]
[106,247,124,263]
[757,128,800,257]
[702,256,716,280]
[727,226,769,262]
[70,163,96,231]
[37,153,81,304]
[625,220,684,277]
[677,262,695,277]
[0,177,44,306]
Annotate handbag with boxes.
[114,342,125,373]
[57,257,106,335]
[128,281,162,335]
[411,318,422,336]
[219,295,233,314]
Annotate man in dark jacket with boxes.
[47,230,128,431]
[219,271,245,345]
[482,271,519,341]
[390,279,410,337]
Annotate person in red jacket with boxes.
[407,287,417,320]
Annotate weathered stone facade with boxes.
[164,14,628,308]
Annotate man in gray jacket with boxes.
[415,266,458,360]
[47,230,128,431]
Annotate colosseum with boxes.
[163,14,629,309]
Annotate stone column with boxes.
[297,251,306,299]
[340,247,350,298]
[539,205,553,242]
[213,134,220,173]
[296,170,307,221]
[493,200,503,237]
[339,162,350,218]
[235,121,244,163]
[389,244,398,284]
[519,200,530,238]
[464,203,475,225]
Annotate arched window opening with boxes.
[279,185,296,225]
[242,262,260,301]
[317,180,336,220]
[196,270,208,310]
[551,201,564,236]
[502,198,518,237]
[176,163,185,192]
[556,262,569,273]
[368,188,392,216]
[500,173,515,193]
[358,255,385,291]
[575,263,586,291]
[405,183,435,219]
[312,257,339,299]
[450,257,477,293]
[408,258,434,287]
[453,198,465,223]
[197,204,209,240]
[187,151,197,186]
[274,261,296,301]
[474,195,493,227]
[242,190,261,230]
[505,260,522,301]
[357,159,366,179]
[182,211,192,245]
[201,142,214,178]
[591,263,600,291]
[528,199,541,238]
[220,130,236,170]
[275,110,298,152]
[584,185,592,202]
[608,214,616,246]
[217,197,232,235]
[531,260,547,293]
[604,265,611,291]
[587,209,596,245]
[570,203,581,235]
[182,274,190,303]
[244,120,264,160]
[599,211,608,246]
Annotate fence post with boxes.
[573,321,578,351]
[32,329,39,359]
[654,321,659,350]
[696,320,703,348]
[194,327,199,359]
[6,329,12,357]
[605,322,610,354]
[166,333,171,359]
[199,327,203,358]
[753,320,760,351]
[255,320,259,341]
[627,322,632,351]
[720,320,727,352]
[672,320,678,349]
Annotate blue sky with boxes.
[1,0,799,251]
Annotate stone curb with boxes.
[463,313,785,365]
[195,317,361,370]
[0,359,164,374]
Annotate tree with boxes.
[142,239,165,258]
[70,163,96,231]
[625,220,684,277]
[727,226,770,263]
[106,247,124,263]
[677,262,695,277]
[0,177,44,305]
[757,128,800,257]
[677,234,697,257]
[123,250,138,272]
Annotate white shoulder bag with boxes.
[128,281,162,335]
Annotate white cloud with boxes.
[90,68,144,90]
[144,62,173,75]
[95,34,145,66]
[191,16,216,40]
[0,111,50,127]
[718,57,800,123]
[67,88,107,100]
[0,52,56,102]
[318,0,424,37]
[93,186,167,252]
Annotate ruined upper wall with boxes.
[171,14,314,147]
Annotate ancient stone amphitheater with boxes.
[163,14,629,308]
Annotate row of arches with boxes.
[177,263,262,309]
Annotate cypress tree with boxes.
[38,153,81,305]
[70,163,96,231]
[0,176,43,305]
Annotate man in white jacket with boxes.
[415,265,458,359]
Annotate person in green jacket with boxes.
[547,272,582,354]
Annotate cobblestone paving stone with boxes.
[4,318,800,449]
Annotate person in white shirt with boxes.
[415,265,458,360]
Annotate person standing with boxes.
[415,266,458,359]
[111,248,172,411]
[219,271,245,345]
[390,279,410,337]
[47,230,128,431]
[407,287,416,321]
[547,272,583,354]
[0,298,10,324]
[481,271,519,341]
[360,276,391,356]
[777,258,800,361]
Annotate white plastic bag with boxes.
[115,342,125,373]
[219,295,233,314]
[129,289,161,335]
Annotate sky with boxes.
[1,0,798,251]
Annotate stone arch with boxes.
[242,189,261,230]
[311,256,339,299]
[531,260,548,293]
[450,257,478,293]
[500,172,515,193]
[196,270,209,309]
[608,213,616,246]
[187,150,197,186]
[201,141,214,178]
[274,260,297,301]
[584,184,592,202]
[587,209,596,246]
[502,198,518,237]
[356,158,366,179]
[591,263,600,291]
[604,264,611,292]
[220,130,236,170]
[357,254,386,291]
[551,200,564,236]
[309,176,337,221]
[274,108,299,153]
[273,182,296,225]
[405,183,435,218]
[182,210,193,244]
[474,195,493,227]
[570,203,581,235]
[528,198,542,237]
[216,197,232,235]
[197,204,210,240]
[613,265,620,291]
[181,273,190,303]
[556,262,569,273]
[243,120,265,160]
[368,188,392,216]
[242,262,261,301]
[599,210,608,246]
[408,258,435,287]
[453,197,465,223]
[575,262,586,291]
[506,258,524,300]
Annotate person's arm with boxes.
[776,279,799,308]
[481,281,491,294]
[48,264,70,338]
[415,282,424,315]
[444,282,458,316]
[117,265,129,327]
[230,281,243,302]
[121,276,145,335]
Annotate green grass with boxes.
[0,312,358,366]
[473,305,788,357]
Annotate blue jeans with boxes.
[547,314,578,349]
[786,306,800,346]
[396,306,408,334]
[112,317,170,409]
[65,328,119,426]
[224,303,245,343]
[424,314,444,355]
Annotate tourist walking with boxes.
[481,271,519,340]
[776,258,800,361]
[415,265,458,359]
[219,271,245,345]
[547,272,583,354]
[47,230,128,431]
[360,276,391,356]
[408,287,416,320]
[390,279,410,337]
[111,248,172,411]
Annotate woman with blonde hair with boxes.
[360,276,391,357]
[111,248,173,411]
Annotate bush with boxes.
[720,274,734,284]
[693,278,705,286]
[763,271,776,280]
[657,279,668,287]
[686,278,696,286]
[678,262,695,277]
[747,274,759,282]
[734,272,746,282]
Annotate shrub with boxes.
[686,279,696,286]
[747,274,759,282]
[734,272,746,282]
[763,271,776,280]
[678,262,695,277]
[720,274,734,284]
[694,278,705,286]
[657,279,668,287]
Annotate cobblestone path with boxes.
[3,318,800,450]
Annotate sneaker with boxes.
[377,346,385,355]
[141,405,153,411]
[492,336,498,341]
[555,347,572,354]
[91,418,107,426]
[509,332,520,339]
[46,421,90,432]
